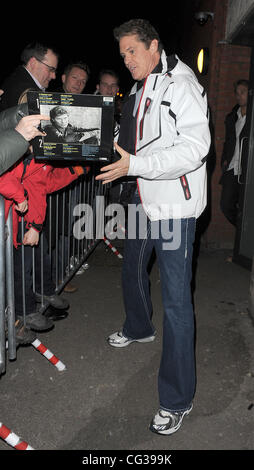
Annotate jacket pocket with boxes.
[139,97,152,140]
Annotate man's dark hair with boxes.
[63,62,91,79]
[113,18,163,54]
[50,105,68,121]
[234,79,249,92]
[20,42,59,65]
[98,69,119,84]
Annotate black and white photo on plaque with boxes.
[27,91,115,162]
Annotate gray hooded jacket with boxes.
[0,104,29,175]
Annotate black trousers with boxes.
[220,169,240,226]
[14,222,55,317]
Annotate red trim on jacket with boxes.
[135,77,148,204]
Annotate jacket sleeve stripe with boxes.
[180,175,192,200]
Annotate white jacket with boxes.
[127,51,211,220]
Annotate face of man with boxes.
[96,73,119,97]
[119,34,160,81]
[28,49,58,89]
[62,67,88,94]
[235,84,248,108]
[54,112,69,130]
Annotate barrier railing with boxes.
[0,195,6,374]
[0,167,108,376]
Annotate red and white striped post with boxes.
[103,237,123,259]
[32,339,66,371]
[0,422,34,450]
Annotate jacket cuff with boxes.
[14,193,27,204]
[27,222,43,232]
[128,154,144,176]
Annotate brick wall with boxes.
[180,0,251,248]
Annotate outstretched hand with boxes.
[95,142,130,184]
[15,114,50,141]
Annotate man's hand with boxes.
[15,199,28,213]
[95,142,130,184]
[23,227,39,246]
[15,114,50,141]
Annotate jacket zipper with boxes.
[135,77,148,203]
[134,77,193,204]
[21,161,46,183]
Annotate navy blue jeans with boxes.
[122,192,196,412]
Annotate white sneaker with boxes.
[150,404,193,435]
[107,331,156,348]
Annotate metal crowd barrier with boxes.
[0,167,108,376]
[0,199,16,374]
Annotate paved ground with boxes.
[0,240,253,453]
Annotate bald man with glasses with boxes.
[0,42,58,111]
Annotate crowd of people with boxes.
[0,42,121,345]
[0,18,247,437]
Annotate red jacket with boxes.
[0,156,86,247]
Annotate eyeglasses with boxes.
[35,57,57,73]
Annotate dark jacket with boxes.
[0,104,29,175]
[0,65,40,111]
[221,104,247,170]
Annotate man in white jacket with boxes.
[96,19,211,435]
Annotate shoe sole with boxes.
[26,322,54,332]
[45,313,68,321]
[17,317,54,332]
[108,335,155,348]
[29,326,54,332]
[16,334,36,345]
[16,338,36,345]
[149,405,193,436]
